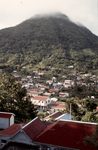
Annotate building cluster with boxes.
[0,69,98,150]
[0,112,97,150]
[13,70,98,112]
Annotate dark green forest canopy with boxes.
[0,72,36,123]
[0,13,98,72]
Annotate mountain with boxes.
[0,13,98,73]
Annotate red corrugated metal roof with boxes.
[0,123,24,136]
[23,117,46,141]
[49,112,62,119]
[35,120,97,150]
[0,117,46,141]
[0,112,14,118]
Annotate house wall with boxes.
[0,118,9,129]
[10,115,14,126]
[0,131,33,147]
[32,98,51,107]
[11,131,32,145]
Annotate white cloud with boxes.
[0,0,98,35]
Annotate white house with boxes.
[0,112,15,130]
[59,92,69,98]
[27,90,40,97]
[31,96,51,110]
[46,80,53,85]
[63,80,73,88]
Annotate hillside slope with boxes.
[0,13,98,72]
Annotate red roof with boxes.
[49,89,59,92]
[0,117,46,141]
[51,103,65,109]
[49,112,62,119]
[28,91,40,94]
[0,112,14,119]
[64,83,70,85]
[33,96,48,101]
[23,117,46,141]
[59,92,68,95]
[0,123,24,136]
[35,120,97,150]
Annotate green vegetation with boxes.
[0,13,98,74]
[65,97,97,123]
[0,72,36,123]
[84,125,98,148]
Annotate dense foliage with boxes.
[0,72,36,123]
[0,13,98,73]
[65,97,98,123]
[84,125,98,148]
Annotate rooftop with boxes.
[35,120,97,150]
[0,123,25,136]
[33,96,49,101]
[0,112,15,119]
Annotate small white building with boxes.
[0,112,15,130]
[59,92,69,98]
[63,80,73,88]
[46,80,53,85]
[27,90,40,97]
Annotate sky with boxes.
[0,0,98,36]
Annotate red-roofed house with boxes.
[63,80,74,88]
[51,101,66,111]
[59,92,69,97]
[44,111,62,121]
[23,117,46,141]
[31,96,51,110]
[35,120,97,150]
[0,123,25,146]
[0,117,46,147]
[0,117,97,150]
[27,90,40,97]
[0,112,15,130]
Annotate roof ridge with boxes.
[59,119,98,125]
[22,117,38,129]
[47,111,60,118]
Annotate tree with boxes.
[83,98,97,112]
[81,112,97,123]
[0,72,36,123]
[84,125,98,148]
[66,98,79,116]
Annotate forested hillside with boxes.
[0,13,98,73]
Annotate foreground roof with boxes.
[35,120,97,150]
[0,123,24,136]
[0,117,46,142]
[23,117,46,141]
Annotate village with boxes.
[12,66,98,121]
[0,66,98,149]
